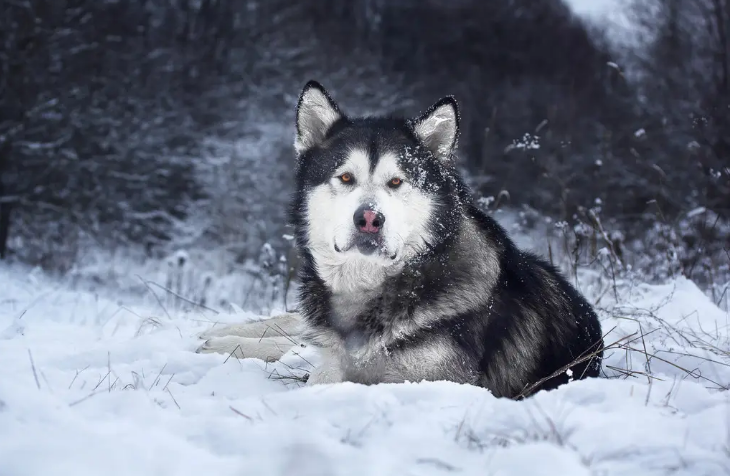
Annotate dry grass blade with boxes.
[605,365,664,381]
[621,345,729,390]
[27,349,41,390]
[68,390,102,407]
[166,387,181,409]
[516,327,634,399]
[223,344,243,364]
[265,359,309,384]
[230,406,253,421]
[271,323,301,346]
[151,363,167,388]
[613,315,657,383]
[68,365,90,390]
[136,275,172,320]
[93,371,112,391]
[147,280,220,315]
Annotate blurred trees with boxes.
[0,1,218,266]
[622,0,730,217]
[0,0,726,273]
[615,0,730,282]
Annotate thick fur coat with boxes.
[198,81,604,399]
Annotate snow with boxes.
[564,0,645,49]
[564,0,618,19]
[687,207,707,218]
[505,133,540,153]
[1,263,730,475]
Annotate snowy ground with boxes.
[1,257,730,475]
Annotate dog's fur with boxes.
[198,81,604,399]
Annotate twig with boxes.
[622,345,729,390]
[27,349,41,390]
[68,365,90,389]
[93,371,111,391]
[136,275,172,320]
[230,406,253,421]
[223,344,244,363]
[147,281,220,315]
[107,352,111,393]
[162,374,175,391]
[166,387,181,409]
[69,390,102,407]
[516,328,633,399]
[605,365,663,381]
[152,364,167,388]
[587,208,623,269]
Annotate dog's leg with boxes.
[198,312,302,340]
[197,312,346,384]
[306,347,344,385]
[196,335,300,362]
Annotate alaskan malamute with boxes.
[198,81,604,399]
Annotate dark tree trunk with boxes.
[0,201,11,260]
[0,143,12,259]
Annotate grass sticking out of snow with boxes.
[1,260,729,475]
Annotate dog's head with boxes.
[292,81,463,292]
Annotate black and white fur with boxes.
[198,81,604,399]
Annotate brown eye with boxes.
[339,173,353,183]
[388,177,402,188]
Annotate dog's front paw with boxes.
[197,321,264,340]
[195,335,296,363]
[197,312,303,340]
[197,325,236,340]
[306,364,344,385]
[196,336,244,357]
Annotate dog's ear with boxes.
[295,81,343,155]
[412,96,459,161]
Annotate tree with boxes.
[623,0,730,217]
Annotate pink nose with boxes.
[354,206,385,234]
[363,210,378,231]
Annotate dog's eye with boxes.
[388,177,403,188]
[339,173,354,184]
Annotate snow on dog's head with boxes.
[291,81,465,292]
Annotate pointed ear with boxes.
[412,96,460,160]
[295,81,343,155]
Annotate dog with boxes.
[197,81,604,399]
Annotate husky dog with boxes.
[197,81,604,399]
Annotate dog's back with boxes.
[466,207,602,397]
